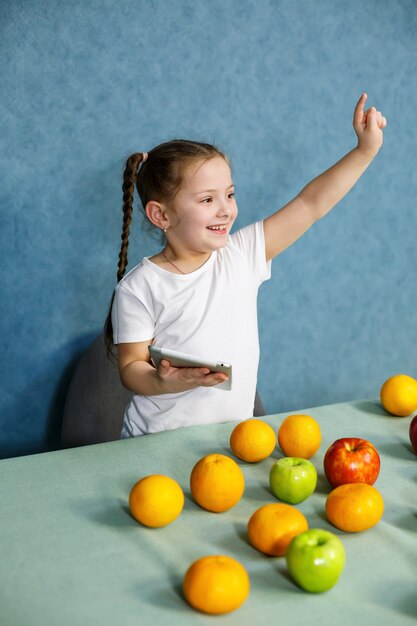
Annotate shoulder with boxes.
[116,259,153,290]
[227,220,265,253]
[114,262,154,303]
[114,256,183,307]
[221,220,270,285]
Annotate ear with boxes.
[145,201,170,231]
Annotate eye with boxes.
[201,197,212,203]
[228,192,235,199]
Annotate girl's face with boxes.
[166,156,238,256]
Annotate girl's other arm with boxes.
[264,93,387,262]
[118,341,228,395]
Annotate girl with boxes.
[105,93,387,438]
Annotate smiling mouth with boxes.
[207,225,227,233]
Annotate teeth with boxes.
[208,225,225,230]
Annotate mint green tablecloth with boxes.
[1,400,416,626]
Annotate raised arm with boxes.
[264,93,387,261]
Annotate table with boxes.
[1,399,416,626]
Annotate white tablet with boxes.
[148,345,232,391]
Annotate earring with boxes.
[163,227,167,233]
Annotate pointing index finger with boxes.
[354,92,367,122]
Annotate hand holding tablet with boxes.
[149,345,232,390]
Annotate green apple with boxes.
[269,457,317,504]
[285,529,346,593]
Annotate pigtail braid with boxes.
[104,152,146,357]
[117,153,145,282]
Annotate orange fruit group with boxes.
[190,454,245,512]
[326,483,384,532]
[380,374,417,416]
[278,414,322,459]
[247,503,309,556]
[230,419,276,462]
[183,555,250,614]
[129,474,184,527]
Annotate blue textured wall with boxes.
[1,1,416,458]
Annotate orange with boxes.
[230,419,276,462]
[129,474,184,527]
[247,503,308,556]
[183,555,250,614]
[278,414,322,459]
[190,454,244,512]
[326,483,384,532]
[380,374,417,416]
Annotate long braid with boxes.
[117,153,144,282]
[104,152,146,357]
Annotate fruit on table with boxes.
[230,418,276,462]
[190,453,244,512]
[409,414,417,454]
[247,502,308,556]
[285,529,346,593]
[380,374,417,416]
[325,483,384,532]
[323,437,380,488]
[129,474,184,527]
[183,555,250,614]
[269,457,317,504]
[278,414,322,459]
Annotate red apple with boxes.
[323,438,380,488]
[410,415,417,454]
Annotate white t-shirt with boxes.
[112,220,271,437]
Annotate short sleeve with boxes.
[229,220,271,286]
[111,283,155,344]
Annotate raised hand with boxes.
[353,93,387,157]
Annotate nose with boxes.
[217,199,233,218]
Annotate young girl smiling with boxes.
[105,93,387,438]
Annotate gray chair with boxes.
[61,334,265,448]
[61,334,132,448]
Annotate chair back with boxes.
[61,334,132,447]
